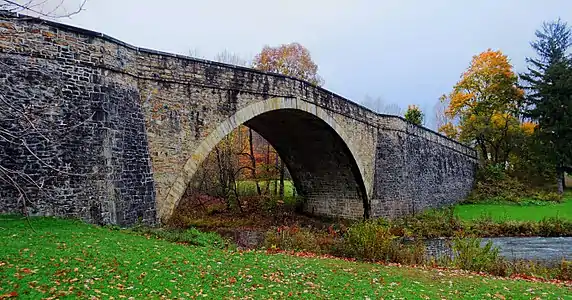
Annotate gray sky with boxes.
[27,0,572,128]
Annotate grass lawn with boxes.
[237,180,296,198]
[1,216,570,299]
[455,191,572,222]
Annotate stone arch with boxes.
[159,97,369,221]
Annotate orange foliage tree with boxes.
[439,49,529,164]
[252,42,324,86]
[249,42,324,196]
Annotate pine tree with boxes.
[521,19,572,193]
[404,105,424,125]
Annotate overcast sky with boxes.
[22,0,572,128]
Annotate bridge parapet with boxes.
[0,11,475,160]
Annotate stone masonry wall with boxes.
[0,15,156,225]
[0,12,477,225]
[371,123,476,219]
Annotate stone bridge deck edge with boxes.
[0,10,476,161]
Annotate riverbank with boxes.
[0,216,570,299]
[455,191,572,222]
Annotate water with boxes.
[425,236,572,265]
[484,236,572,263]
[220,228,572,265]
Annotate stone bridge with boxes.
[0,12,477,226]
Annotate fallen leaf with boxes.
[0,291,18,299]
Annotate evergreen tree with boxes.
[404,105,424,125]
[521,19,572,193]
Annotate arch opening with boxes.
[244,109,369,219]
[161,98,369,222]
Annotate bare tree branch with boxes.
[1,0,87,18]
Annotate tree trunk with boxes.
[248,128,261,196]
[477,138,488,164]
[215,146,230,209]
[279,159,285,197]
[274,151,279,196]
[265,142,270,194]
[557,168,565,195]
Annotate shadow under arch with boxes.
[160,97,369,222]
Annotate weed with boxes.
[448,238,502,274]
[132,226,233,249]
[263,225,330,254]
[395,207,462,238]
[533,191,564,202]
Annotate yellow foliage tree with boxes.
[520,121,537,136]
[440,49,527,164]
[439,122,458,140]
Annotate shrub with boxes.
[262,222,426,265]
[465,164,529,203]
[132,227,232,249]
[507,260,552,279]
[532,191,563,202]
[489,221,538,237]
[342,221,394,261]
[263,225,325,253]
[465,216,572,237]
[396,207,462,238]
[259,221,571,280]
[465,163,565,204]
[556,260,572,280]
[498,259,572,280]
[340,221,426,264]
[450,238,502,274]
[538,217,571,236]
[466,179,526,203]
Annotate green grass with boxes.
[236,180,296,197]
[1,216,569,299]
[455,191,572,222]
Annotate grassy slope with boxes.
[455,192,572,222]
[0,217,570,299]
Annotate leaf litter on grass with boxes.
[0,216,570,299]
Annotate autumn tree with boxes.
[251,42,323,196]
[521,19,572,193]
[252,42,324,86]
[404,105,424,125]
[246,126,262,196]
[441,49,526,165]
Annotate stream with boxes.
[222,229,572,265]
[484,236,572,263]
[403,236,572,265]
